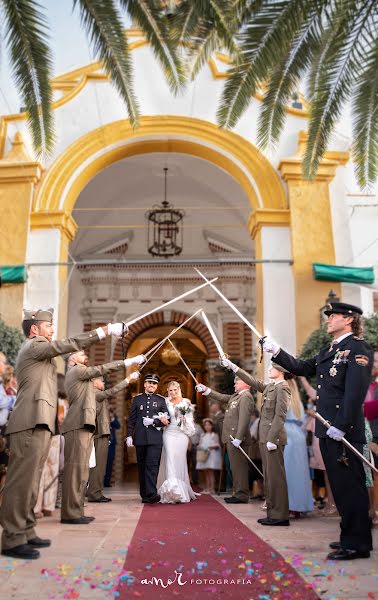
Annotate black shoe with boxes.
[258,517,290,526]
[327,548,370,560]
[251,495,265,501]
[103,484,112,488]
[27,536,51,548]
[329,541,341,550]
[88,496,112,503]
[2,544,40,560]
[145,494,161,504]
[85,516,95,521]
[61,516,94,524]
[141,498,149,503]
[224,497,248,504]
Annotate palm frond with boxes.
[120,0,185,93]
[2,0,54,155]
[257,7,323,150]
[73,0,139,127]
[351,39,378,188]
[304,0,377,179]
[217,0,307,128]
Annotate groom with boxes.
[126,374,169,504]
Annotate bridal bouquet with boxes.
[174,400,195,437]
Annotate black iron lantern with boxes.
[146,168,185,257]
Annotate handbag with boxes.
[196,447,210,463]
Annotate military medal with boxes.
[329,366,337,377]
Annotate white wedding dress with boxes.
[157,399,199,504]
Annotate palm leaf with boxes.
[304,0,377,179]
[74,0,139,127]
[217,0,307,128]
[120,0,185,93]
[351,39,378,188]
[2,0,54,154]
[257,6,323,150]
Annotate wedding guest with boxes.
[196,418,222,494]
[284,377,314,517]
[188,416,203,486]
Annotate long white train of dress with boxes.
[157,399,199,503]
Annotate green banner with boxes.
[313,263,374,285]
[0,265,28,285]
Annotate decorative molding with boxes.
[30,210,78,242]
[248,209,291,239]
[0,133,43,183]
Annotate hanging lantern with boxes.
[146,168,185,257]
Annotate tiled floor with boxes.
[0,487,377,600]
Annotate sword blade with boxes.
[125,278,218,328]
[194,268,263,339]
[314,412,378,474]
[168,339,198,384]
[141,309,203,368]
[200,310,226,358]
[230,435,264,478]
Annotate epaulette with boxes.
[133,393,143,398]
[353,336,364,341]
[156,393,166,399]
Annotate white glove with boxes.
[127,371,140,382]
[326,426,345,441]
[231,438,242,448]
[124,354,146,368]
[108,322,128,337]
[260,337,280,355]
[143,417,154,427]
[126,436,133,447]
[267,441,277,451]
[196,384,211,395]
[220,358,239,373]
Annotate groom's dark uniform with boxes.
[127,374,168,501]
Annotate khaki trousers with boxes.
[0,427,51,549]
[260,442,289,520]
[87,435,109,500]
[227,442,249,502]
[61,429,93,520]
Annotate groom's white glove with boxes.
[143,417,154,427]
[126,436,133,447]
[260,337,280,355]
[196,384,211,395]
[326,426,345,441]
[220,358,239,373]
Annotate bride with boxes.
[157,381,199,503]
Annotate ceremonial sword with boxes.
[124,278,218,329]
[140,309,203,369]
[200,310,226,359]
[314,412,378,474]
[168,339,198,384]
[230,435,264,478]
[194,269,266,361]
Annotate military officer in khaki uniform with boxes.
[196,377,254,504]
[87,371,140,503]
[61,350,145,523]
[0,309,125,559]
[221,358,291,525]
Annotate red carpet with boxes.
[117,494,319,599]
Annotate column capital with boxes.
[0,132,43,183]
[30,210,78,242]
[279,130,349,183]
[248,209,291,239]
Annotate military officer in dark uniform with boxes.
[261,302,373,560]
[126,374,169,503]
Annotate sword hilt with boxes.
[259,336,267,363]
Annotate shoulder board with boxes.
[353,336,364,341]
[133,393,143,398]
[156,394,166,399]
